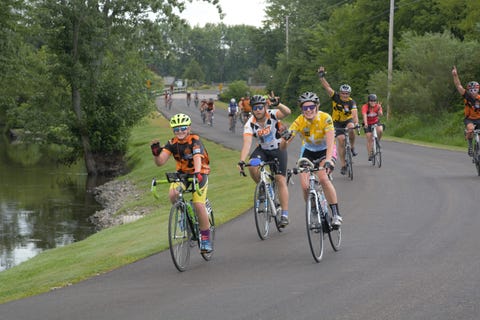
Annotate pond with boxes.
[0,135,102,271]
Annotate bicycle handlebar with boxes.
[151,172,203,198]
[286,157,332,183]
[239,158,279,177]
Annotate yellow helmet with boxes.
[169,113,191,128]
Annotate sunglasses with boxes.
[302,104,316,111]
[173,126,188,133]
[252,105,264,111]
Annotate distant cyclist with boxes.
[193,91,199,108]
[361,94,384,161]
[452,66,480,156]
[238,95,292,228]
[228,98,239,131]
[186,91,192,107]
[318,66,360,175]
[282,91,343,227]
[239,93,252,124]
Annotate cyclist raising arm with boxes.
[283,92,343,227]
[150,113,213,253]
[238,95,292,228]
[361,94,384,161]
[452,66,480,157]
[318,66,360,175]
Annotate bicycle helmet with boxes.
[169,113,191,128]
[339,84,352,93]
[298,91,319,105]
[230,98,236,103]
[467,81,479,93]
[250,95,267,105]
[368,94,377,101]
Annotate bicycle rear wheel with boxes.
[346,146,353,180]
[168,202,191,272]
[374,138,382,168]
[254,182,270,240]
[201,199,215,261]
[306,194,324,262]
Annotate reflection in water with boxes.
[0,135,102,271]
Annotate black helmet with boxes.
[368,94,377,101]
[298,91,319,105]
[250,95,267,105]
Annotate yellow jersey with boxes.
[329,91,357,122]
[289,111,334,152]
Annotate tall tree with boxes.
[28,0,221,175]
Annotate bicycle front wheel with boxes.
[475,142,480,176]
[346,146,353,180]
[306,194,324,262]
[254,181,270,240]
[201,199,215,261]
[324,208,342,251]
[168,202,192,272]
[272,182,283,233]
[374,139,382,168]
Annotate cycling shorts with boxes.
[249,146,288,176]
[334,119,354,137]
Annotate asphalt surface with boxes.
[2,93,480,320]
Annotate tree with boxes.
[27,0,221,175]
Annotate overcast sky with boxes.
[179,0,267,27]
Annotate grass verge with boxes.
[0,113,254,304]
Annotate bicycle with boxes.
[339,125,360,180]
[151,172,215,272]
[240,158,283,240]
[370,123,382,168]
[229,113,238,133]
[206,110,214,127]
[470,127,480,176]
[287,157,341,262]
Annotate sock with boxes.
[330,203,340,216]
[200,229,210,240]
[282,210,288,217]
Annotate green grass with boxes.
[0,112,254,304]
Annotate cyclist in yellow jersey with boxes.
[283,92,342,227]
[318,66,360,176]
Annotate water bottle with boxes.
[187,201,196,223]
[205,198,212,216]
[267,183,274,199]
[319,191,329,215]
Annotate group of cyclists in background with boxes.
[153,65,478,258]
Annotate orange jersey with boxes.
[463,93,480,120]
[240,98,252,112]
[163,134,210,174]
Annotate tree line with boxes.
[1,0,479,175]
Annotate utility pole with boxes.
[387,0,394,120]
[286,15,289,61]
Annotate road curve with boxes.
[1,93,479,320]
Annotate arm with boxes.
[351,108,359,126]
[151,140,170,166]
[452,66,466,95]
[361,106,368,127]
[318,66,335,97]
[240,134,253,162]
[275,103,291,119]
[325,129,335,163]
[193,154,203,173]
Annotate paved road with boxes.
[2,93,480,319]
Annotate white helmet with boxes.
[230,98,236,103]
